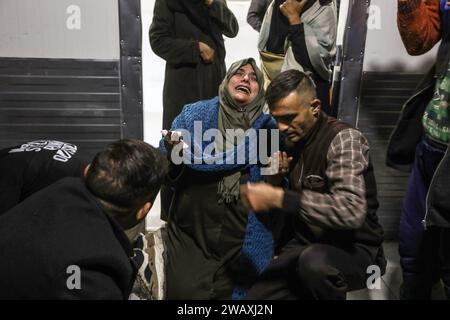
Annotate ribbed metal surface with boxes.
[0,58,121,162]
[359,72,423,240]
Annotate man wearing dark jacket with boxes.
[0,140,85,215]
[0,139,167,299]
[387,0,450,300]
[241,70,385,300]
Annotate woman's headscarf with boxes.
[217,58,266,148]
[216,58,266,203]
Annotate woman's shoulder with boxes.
[180,96,220,118]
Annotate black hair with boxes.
[85,139,167,210]
[265,69,317,109]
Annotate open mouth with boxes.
[235,85,250,95]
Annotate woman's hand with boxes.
[265,151,293,186]
[163,131,185,163]
[163,131,182,151]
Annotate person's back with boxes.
[0,177,133,299]
[0,140,85,215]
[0,139,167,299]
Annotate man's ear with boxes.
[136,202,152,221]
[83,164,91,178]
[310,99,321,116]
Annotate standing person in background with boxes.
[247,0,272,32]
[149,0,239,221]
[387,0,450,300]
[149,0,239,131]
[257,0,337,115]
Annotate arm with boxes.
[288,24,316,73]
[247,0,270,32]
[284,129,370,229]
[397,0,441,55]
[283,0,337,80]
[149,0,201,65]
[207,0,239,38]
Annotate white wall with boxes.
[364,0,438,72]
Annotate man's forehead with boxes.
[270,106,298,117]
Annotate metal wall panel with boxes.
[336,0,370,125]
[119,0,143,140]
[0,58,121,162]
[0,0,143,161]
[359,72,423,239]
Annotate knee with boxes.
[296,244,330,283]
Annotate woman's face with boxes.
[227,63,260,107]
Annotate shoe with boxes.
[130,228,165,300]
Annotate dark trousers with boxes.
[245,239,374,300]
[399,137,450,299]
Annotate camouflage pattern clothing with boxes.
[422,62,450,145]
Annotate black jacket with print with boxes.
[0,140,85,215]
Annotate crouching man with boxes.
[241,70,386,300]
[0,139,167,299]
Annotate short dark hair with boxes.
[85,139,167,210]
[266,70,317,109]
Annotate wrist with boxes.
[273,188,284,209]
[282,190,301,214]
[265,174,283,186]
[289,17,301,25]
